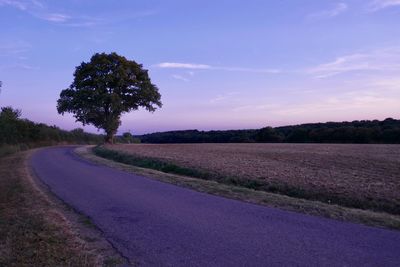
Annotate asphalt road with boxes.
[30,146,400,266]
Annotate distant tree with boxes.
[122,132,134,143]
[0,106,21,121]
[0,106,22,144]
[286,128,309,143]
[256,127,284,142]
[57,52,162,143]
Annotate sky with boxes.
[0,0,399,135]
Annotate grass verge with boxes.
[0,150,125,266]
[79,146,400,230]
[0,142,62,158]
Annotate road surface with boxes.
[30,146,400,266]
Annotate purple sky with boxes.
[1,0,399,134]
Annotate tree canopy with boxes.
[57,52,162,143]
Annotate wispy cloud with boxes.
[273,92,399,118]
[156,62,211,69]
[1,1,156,28]
[34,13,102,27]
[40,13,70,22]
[227,73,400,123]
[0,0,103,27]
[368,0,400,11]
[155,62,280,74]
[36,12,102,27]
[232,103,279,112]
[0,0,24,10]
[307,2,348,20]
[209,92,240,104]
[0,40,37,70]
[307,47,400,78]
[123,10,158,19]
[0,63,38,71]
[216,66,280,73]
[369,78,400,91]
[36,14,103,27]
[0,41,31,56]
[171,74,190,82]
[0,0,39,10]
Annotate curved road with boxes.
[30,147,400,266]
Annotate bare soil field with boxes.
[105,143,400,214]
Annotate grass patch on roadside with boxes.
[85,146,400,230]
[93,146,213,179]
[0,142,59,158]
[0,151,102,266]
[93,146,399,216]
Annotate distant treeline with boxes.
[137,118,400,144]
[0,106,104,155]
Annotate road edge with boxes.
[26,147,131,266]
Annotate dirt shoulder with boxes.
[0,149,127,266]
[78,146,400,231]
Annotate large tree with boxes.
[57,52,162,143]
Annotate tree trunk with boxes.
[105,132,114,144]
[104,116,120,144]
